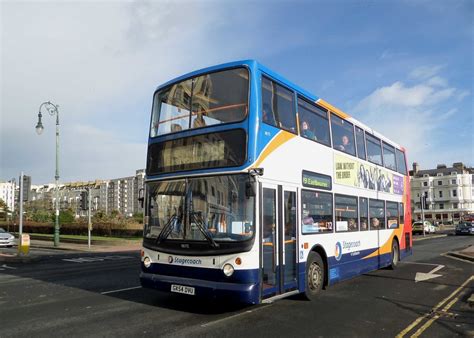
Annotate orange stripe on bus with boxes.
[253,131,296,167]
[316,99,350,120]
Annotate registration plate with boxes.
[171,284,195,295]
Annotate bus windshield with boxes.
[145,175,255,244]
[150,67,249,137]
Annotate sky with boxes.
[1,0,473,184]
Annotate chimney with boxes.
[413,162,419,174]
[453,162,464,171]
[437,164,447,169]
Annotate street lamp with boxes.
[35,101,61,247]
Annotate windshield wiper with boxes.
[155,214,178,244]
[191,212,219,248]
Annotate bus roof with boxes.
[154,59,405,152]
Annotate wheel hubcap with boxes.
[308,262,321,291]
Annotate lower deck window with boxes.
[335,195,358,232]
[386,201,399,229]
[369,199,385,230]
[301,190,333,234]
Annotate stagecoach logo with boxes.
[167,256,203,265]
[335,242,342,261]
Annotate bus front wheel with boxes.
[304,252,325,300]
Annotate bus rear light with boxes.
[140,250,144,257]
[304,243,309,249]
[235,257,242,265]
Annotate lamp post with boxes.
[35,101,61,247]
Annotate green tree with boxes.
[92,210,107,222]
[53,209,75,224]
[0,198,9,220]
[110,209,121,220]
[132,212,144,224]
[32,210,52,223]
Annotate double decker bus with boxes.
[140,60,412,304]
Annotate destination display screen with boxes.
[147,129,246,174]
[302,170,332,190]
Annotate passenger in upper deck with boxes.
[262,103,277,126]
[337,135,354,153]
[301,120,317,141]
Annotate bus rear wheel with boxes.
[389,240,399,270]
[304,252,324,300]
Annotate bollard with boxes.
[19,233,30,255]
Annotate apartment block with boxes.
[25,169,145,218]
[410,162,474,223]
[0,180,16,213]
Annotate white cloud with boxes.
[355,82,436,110]
[0,1,272,183]
[353,69,470,168]
[409,65,444,80]
[456,89,470,101]
[426,76,447,87]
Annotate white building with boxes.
[410,162,474,224]
[26,169,145,217]
[0,180,16,213]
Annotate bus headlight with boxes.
[143,256,151,268]
[223,263,234,277]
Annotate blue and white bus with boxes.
[140,60,412,304]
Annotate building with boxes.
[25,170,145,218]
[410,162,474,224]
[107,170,145,217]
[0,180,16,213]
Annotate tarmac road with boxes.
[0,235,472,337]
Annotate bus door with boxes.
[261,184,298,299]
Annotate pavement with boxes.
[0,238,141,263]
[446,243,474,262]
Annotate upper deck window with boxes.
[355,127,366,160]
[366,133,382,165]
[396,148,407,175]
[150,68,249,137]
[382,142,396,171]
[297,97,330,146]
[262,77,297,133]
[331,114,356,156]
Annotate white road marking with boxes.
[399,262,445,283]
[101,286,142,295]
[415,264,445,283]
[401,261,441,267]
[201,304,272,328]
[0,264,17,271]
[62,255,135,263]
